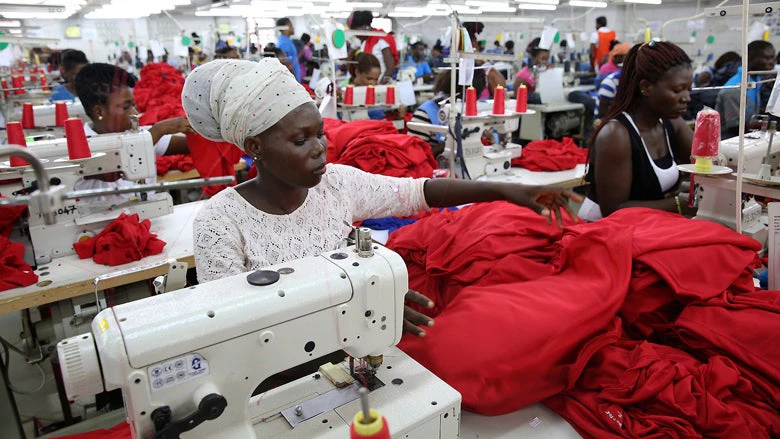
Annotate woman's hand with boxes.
[403,290,434,337]
[156,117,194,135]
[502,185,583,227]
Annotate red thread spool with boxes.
[1,80,9,98]
[385,85,395,105]
[21,103,35,129]
[55,101,69,127]
[492,85,505,115]
[64,118,92,159]
[6,122,29,167]
[12,75,24,95]
[465,86,477,116]
[515,85,528,113]
[344,85,354,105]
[40,75,49,92]
[365,85,375,105]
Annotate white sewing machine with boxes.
[57,238,462,439]
[6,99,86,128]
[696,131,780,240]
[0,129,172,264]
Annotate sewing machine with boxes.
[696,131,780,241]
[0,129,172,265]
[56,237,462,438]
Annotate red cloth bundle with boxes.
[55,422,132,439]
[73,213,166,266]
[335,134,437,179]
[155,154,195,176]
[324,118,397,164]
[185,132,243,198]
[0,193,27,237]
[133,63,186,126]
[692,108,720,158]
[511,137,588,172]
[0,235,38,292]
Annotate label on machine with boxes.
[147,353,210,392]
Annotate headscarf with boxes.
[609,42,631,62]
[182,58,313,150]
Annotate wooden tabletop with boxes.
[0,200,206,315]
[158,161,247,182]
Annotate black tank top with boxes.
[587,113,679,204]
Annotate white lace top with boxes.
[193,164,430,283]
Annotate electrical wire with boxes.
[0,337,47,395]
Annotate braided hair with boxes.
[589,41,691,147]
[75,63,137,119]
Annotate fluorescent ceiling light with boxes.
[516,0,559,4]
[568,0,607,6]
[465,0,511,7]
[623,0,660,3]
[460,14,544,22]
[343,1,383,7]
[517,3,557,9]
[0,20,22,26]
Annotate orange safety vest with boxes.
[595,30,616,68]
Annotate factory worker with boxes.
[73,63,193,200]
[579,41,695,222]
[185,59,581,335]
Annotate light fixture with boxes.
[0,20,22,26]
[516,3,557,9]
[568,0,607,6]
[459,14,545,22]
[516,0,559,3]
[623,0,660,4]
[465,0,512,7]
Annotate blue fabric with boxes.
[404,55,432,78]
[278,34,301,82]
[49,85,76,102]
[362,208,457,234]
[758,270,768,289]
[418,99,445,144]
[367,109,385,120]
[724,67,761,114]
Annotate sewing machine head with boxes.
[718,130,780,173]
[57,240,409,439]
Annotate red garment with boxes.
[511,137,588,171]
[73,213,166,266]
[324,118,397,163]
[155,154,195,175]
[335,134,437,178]
[0,193,27,237]
[0,234,37,291]
[185,133,243,198]
[364,29,400,65]
[56,422,131,439]
[133,63,186,126]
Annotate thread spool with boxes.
[64,118,92,159]
[55,102,69,127]
[40,75,49,92]
[515,85,528,113]
[365,85,375,105]
[6,122,29,167]
[465,87,477,116]
[12,75,24,95]
[1,80,8,98]
[21,103,35,129]
[492,85,505,115]
[385,85,395,105]
[344,85,354,105]
[692,108,720,173]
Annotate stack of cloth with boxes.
[73,213,166,266]
[133,63,186,126]
[511,137,588,172]
[389,203,779,437]
[155,154,194,176]
[0,193,36,292]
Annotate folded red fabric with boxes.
[155,154,195,176]
[54,422,131,439]
[335,133,437,179]
[511,137,588,171]
[0,193,27,237]
[0,234,37,292]
[134,63,186,126]
[185,132,243,198]
[324,118,397,164]
[73,213,166,266]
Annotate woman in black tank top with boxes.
[584,41,696,220]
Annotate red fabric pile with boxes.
[324,118,397,164]
[55,422,131,439]
[387,205,780,437]
[511,137,588,171]
[0,193,27,237]
[73,213,166,266]
[336,133,437,179]
[185,132,243,198]
[133,63,186,126]
[0,235,37,292]
[155,154,195,176]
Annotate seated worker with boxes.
[264,46,295,76]
[408,68,507,157]
[346,51,406,122]
[579,41,695,222]
[598,42,628,77]
[184,59,580,336]
[214,45,240,60]
[718,40,776,137]
[73,63,193,198]
[686,51,740,118]
[513,38,548,104]
[347,10,399,84]
[403,41,435,83]
[50,49,88,102]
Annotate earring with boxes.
[97,115,103,120]
[254,156,261,161]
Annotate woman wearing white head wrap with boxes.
[189,58,581,336]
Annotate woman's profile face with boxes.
[534,51,550,67]
[354,67,380,86]
[100,86,138,133]
[645,65,693,119]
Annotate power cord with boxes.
[0,336,47,395]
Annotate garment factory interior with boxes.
[0,0,779,437]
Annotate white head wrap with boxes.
[182,58,313,150]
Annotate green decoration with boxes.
[707,35,715,44]
[181,36,191,46]
[128,41,135,48]
[237,37,242,43]
[691,31,697,37]
[332,28,346,49]
[114,41,120,47]
[0,31,6,51]
[520,33,524,40]
[553,32,560,43]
